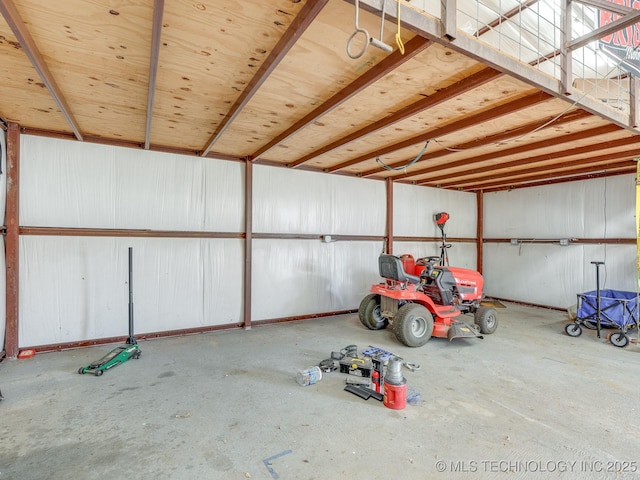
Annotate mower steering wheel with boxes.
[416,256,440,266]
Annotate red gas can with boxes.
[383,379,407,410]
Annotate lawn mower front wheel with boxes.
[358,294,388,330]
[393,303,434,347]
[474,306,498,334]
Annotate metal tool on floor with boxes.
[344,383,383,401]
[78,247,141,376]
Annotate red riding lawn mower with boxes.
[358,212,498,347]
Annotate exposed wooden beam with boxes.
[389,109,591,180]
[475,0,540,37]
[0,0,83,141]
[251,35,431,162]
[289,67,502,169]
[405,123,622,183]
[144,0,165,150]
[200,0,329,157]
[364,109,593,178]
[337,91,551,175]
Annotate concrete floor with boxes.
[1,303,640,480]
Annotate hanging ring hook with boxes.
[347,0,370,59]
[347,28,370,59]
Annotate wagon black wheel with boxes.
[610,332,629,348]
[393,303,433,347]
[564,323,582,337]
[358,294,388,330]
[474,306,498,334]
[94,369,104,377]
[78,367,85,375]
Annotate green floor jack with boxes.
[78,247,141,376]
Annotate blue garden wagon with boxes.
[565,289,639,347]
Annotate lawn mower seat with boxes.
[378,254,421,284]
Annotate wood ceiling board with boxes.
[210,1,431,157]
[341,109,589,177]
[401,128,636,183]
[320,89,555,174]
[258,45,484,161]
[367,109,593,178]
[150,0,307,151]
[376,112,616,180]
[324,142,432,173]
[0,20,68,129]
[279,74,535,168]
[248,35,432,162]
[14,0,153,142]
[427,138,640,187]
[451,158,638,190]
[442,157,638,190]
[396,115,618,176]
[0,0,637,191]
[474,156,639,184]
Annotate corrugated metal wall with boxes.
[483,175,637,308]
[1,134,636,349]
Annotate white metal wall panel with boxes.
[484,175,635,239]
[483,175,637,308]
[394,183,477,238]
[251,239,382,321]
[19,236,243,347]
[393,241,477,270]
[253,165,385,235]
[20,135,244,232]
[483,243,636,308]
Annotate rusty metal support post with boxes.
[5,122,20,358]
[476,190,484,274]
[243,158,253,330]
[386,177,393,254]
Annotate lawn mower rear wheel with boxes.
[358,294,388,330]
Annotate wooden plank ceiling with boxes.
[0,0,638,192]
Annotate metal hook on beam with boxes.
[347,0,393,59]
